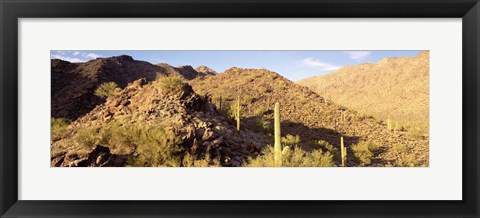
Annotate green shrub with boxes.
[282,134,301,148]
[71,120,186,167]
[395,153,420,167]
[351,141,379,166]
[73,127,99,148]
[51,118,69,141]
[392,144,408,153]
[219,101,237,119]
[306,139,338,154]
[244,145,334,167]
[254,105,270,116]
[98,121,138,154]
[245,116,272,134]
[182,152,221,167]
[127,123,184,167]
[258,86,271,94]
[94,82,121,98]
[156,75,185,95]
[276,80,287,91]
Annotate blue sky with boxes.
[51,50,421,81]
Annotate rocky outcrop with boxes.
[195,65,217,76]
[51,56,216,121]
[51,145,129,167]
[51,55,165,120]
[51,77,268,167]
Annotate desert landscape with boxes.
[50,51,429,167]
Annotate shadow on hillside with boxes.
[241,116,367,167]
[51,71,106,120]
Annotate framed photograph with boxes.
[1,0,479,217]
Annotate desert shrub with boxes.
[72,121,186,166]
[351,141,379,166]
[256,117,272,133]
[276,80,287,91]
[156,75,185,95]
[73,127,99,148]
[298,95,309,105]
[228,101,240,120]
[269,73,278,79]
[245,116,272,134]
[244,145,334,167]
[127,123,184,167]
[407,126,425,139]
[217,101,236,123]
[254,105,270,116]
[244,96,254,104]
[182,152,221,167]
[241,76,255,84]
[258,86,271,94]
[395,153,421,167]
[94,82,122,98]
[392,144,408,153]
[306,139,337,154]
[98,121,139,154]
[51,118,69,141]
[282,134,301,148]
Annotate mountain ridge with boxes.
[298,51,429,135]
[51,55,215,120]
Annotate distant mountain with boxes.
[298,51,429,135]
[51,56,213,120]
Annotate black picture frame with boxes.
[1,0,479,217]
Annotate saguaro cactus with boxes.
[387,117,392,131]
[219,96,222,111]
[274,102,282,167]
[341,136,347,167]
[236,96,241,132]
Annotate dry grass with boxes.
[243,145,335,167]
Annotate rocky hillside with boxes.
[52,56,214,120]
[298,51,429,135]
[190,68,429,166]
[51,77,268,167]
[51,57,429,167]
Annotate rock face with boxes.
[51,77,268,167]
[297,51,429,132]
[195,65,217,76]
[190,67,429,166]
[52,56,212,120]
[51,145,128,167]
[155,64,216,80]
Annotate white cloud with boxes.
[344,51,372,60]
[50,51,102,63]
[300,57,342,71]
[50,54,87,63]
[86,53,101,59]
